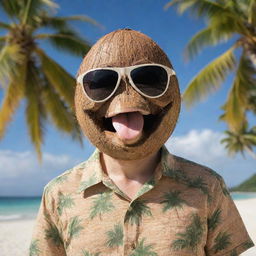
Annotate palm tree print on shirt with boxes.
[89,191,115,219]
[172,213,204,252]
[78,174,97,192]
[211,231,232,254]
[44,213,64,247]
[230,249,238,256]
[66,216,84,247]
[161,190,187,212]
[45,173,69,194]
[82,250,101,256]
[125,199,152,225]
[106,223,123,248]
[129,238,157,256]
[29,239,41,256]
[207,208,222,231]
[57,192,75,216]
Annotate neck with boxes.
[101,150,160,183]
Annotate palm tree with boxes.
[29,239,41,256]
[124,199,152,225]
[0,0,98,159]
[207,208,222,231]
[165,0,256,157]
[45,173,69,194]
[82,250,101,256]
[172,213,204,252]
[57,192,75,216]
[221,125,256,159]
[188,176,211,201]
[210,231,231,254]
[44,213,64,247]
[161,190,187,212]
[66,216,84,247]
[106,223,123,248]
[129,238,157,256]
[89,191,115,220]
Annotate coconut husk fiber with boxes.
[75,29,181,160]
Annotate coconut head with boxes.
[75,29,181,160]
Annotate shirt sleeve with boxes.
[29,188,66,256]
[205,177,254,256]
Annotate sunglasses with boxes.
[77,63,176,102]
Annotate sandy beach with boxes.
[0,199,255,256]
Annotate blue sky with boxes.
[0,0,255,196]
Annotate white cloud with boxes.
[166,129,256,187]
[166,129,225,165]
[0,150,81,196]
[0,129,255,195]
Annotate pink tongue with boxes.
[112,112,144,140]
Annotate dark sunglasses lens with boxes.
[83,70,118,101]
[131,66,168,97]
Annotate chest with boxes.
[56,181,208,256]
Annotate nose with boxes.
[123,75,132,95]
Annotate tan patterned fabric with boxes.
[30,146,254,256]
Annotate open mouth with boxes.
[103,113,158,133]
[85,102,172,144]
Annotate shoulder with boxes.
[44,160,87,197]
[165,153,230,197]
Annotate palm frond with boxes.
[209,14,248,38]
[0,0,22,19]
[0,63,26,139]
[172,213,204,252]
[44,215,64,247]
[248,0,256,25]
[161,190,187,212]
[124,199,152,225]
[0,21,11,30]
[183,46,236,107]
[39,13,99,31]
[165,0,231,18]
[29,239,41,256]
[36,47,75,106]
[57,192,75,216]
[89,191,115,220]
[36,32,91,56]
[130,238,157,256]
[0,44,24,88]
[221,53,256,130]
[165,0,196,12]
[211,231,231,253]
[23,0,58,25]
[49,15,101,28]
[207,208,221,231]
[185,27,233,60]
[68,216,84,239]
[42,77,82,142]
[24,60,46,160]
[106,223,123,248]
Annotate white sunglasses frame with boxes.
[76,63,176,103]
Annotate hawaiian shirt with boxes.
[30,146,254,256]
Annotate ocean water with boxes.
[0,197,41,221]
[0,193,256,221]
[231,192,256,201]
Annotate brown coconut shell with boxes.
[75,29,181,160]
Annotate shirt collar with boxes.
[78,145,173,193]
[77,149,103,193]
